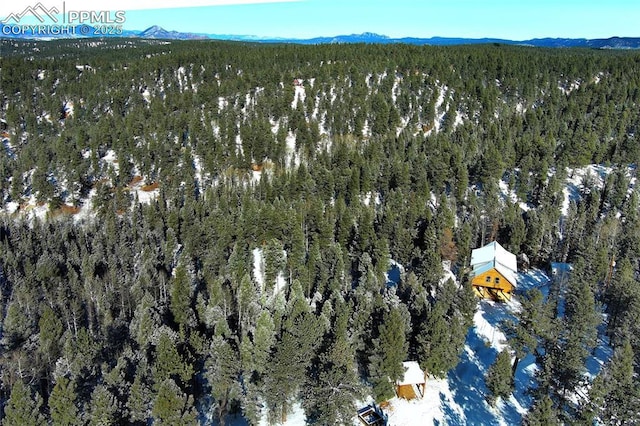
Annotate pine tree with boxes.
[129,292,161,350]
[506,288,552,375]
[302,301,362,424]
[262,336,299,424]
[153,330,193,386]
[263,238,285,291]
[170,264,194,329]
[485,349,514,405]
[3,301,33,350]
[417,280,468,378]
[197,275,231,337]
[588,339,640,425]
[241,381,262,426]
[48,376,82,426]
[88,385,119,426]
[523,395,558,426]
[417,301,452,377]
[62,327,99,382]
[151,378,197,425]
[251,309,275,376]
[369,305,409,402]
[237,273,259,337]
[206,336,241,426]
[605,257,640,350]
[127,372,151,425]
[2,380,46,426]
[38,305,64,364]
[554,260,600,399]
[263,281,322,423]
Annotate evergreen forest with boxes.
[1,38,640,424]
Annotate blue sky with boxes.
[2,0,639,39]
[126,0,640,39]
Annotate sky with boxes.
[1,0,639,40]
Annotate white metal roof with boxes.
[398,361,425,385]
[471,241,517,270]
[470,241,518,286]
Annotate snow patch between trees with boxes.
[561,164,612,216]
[474,303,508,353]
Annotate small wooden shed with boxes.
[396,361,426,400]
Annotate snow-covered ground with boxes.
[285,131,299,167]
[496,164,636,217]
[382,269,546,426]
[291,81,306,109]
[258,403,306,426]
[103,149,119,172]
[73,188,97,223]
[442,299,536,425]
[19,194,49,221]
[252,247,287,297]
[383,266,611,426]
[0,156,619,426]
[252,247,265,289]
[222,265,612,426]
[2,134,16,159]
[498,177,531,212]
[384,378,461,425]
[561,164,612,216]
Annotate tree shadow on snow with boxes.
[441,302,536,425]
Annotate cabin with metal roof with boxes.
[469,241,517,301]
[395,361,427,400]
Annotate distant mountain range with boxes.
[137,25,208,40]
[1,24,639,48]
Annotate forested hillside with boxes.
[1,38,639,424]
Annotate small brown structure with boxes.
[396,361,426,400]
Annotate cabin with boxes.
[395,361,426,400]
[469,241,517,301]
